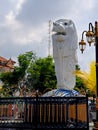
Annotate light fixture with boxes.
[79,22,96,53]
[79,31,87,53]
[86,30,94,46]
[79,39,86,53]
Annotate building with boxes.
[0,56,16,73]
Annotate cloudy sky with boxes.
[0,0,97,71]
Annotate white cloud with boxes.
[15,0,25,13]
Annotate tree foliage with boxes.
[0,51,37,96]
[74,64,86,94]
[26,56,57,93]
[0,52,57,96]
[75,61,96,95]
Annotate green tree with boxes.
[0,51,37,96]
[74,64,86,94]
[27,56,57,93]
[0,52,57,96]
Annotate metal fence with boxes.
[0,96,89,129]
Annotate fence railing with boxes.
[0,96,89,129]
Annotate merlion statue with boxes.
[52,19,78,90]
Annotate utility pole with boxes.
[48,20,52,56]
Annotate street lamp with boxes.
[79,21,98,128]
[79,23,95,53]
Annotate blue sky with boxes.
[0,0,97,71]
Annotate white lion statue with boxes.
[52,19,78,90]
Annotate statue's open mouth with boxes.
[56,32,66,35]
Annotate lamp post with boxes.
[79,21,98,128]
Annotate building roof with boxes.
[0,56,16,69]
[0,56,8,61]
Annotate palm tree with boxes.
[75,61,96,95]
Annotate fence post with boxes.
[36,90,39,128]
[66,98,69,126]
[86,94,89,130]
[75,97,78,128]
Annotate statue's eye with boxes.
[64,23,67,25]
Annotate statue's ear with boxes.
[52,22,56,31]
[69,20,75,29]
[53,22,57,26]
[69,20,73,24]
